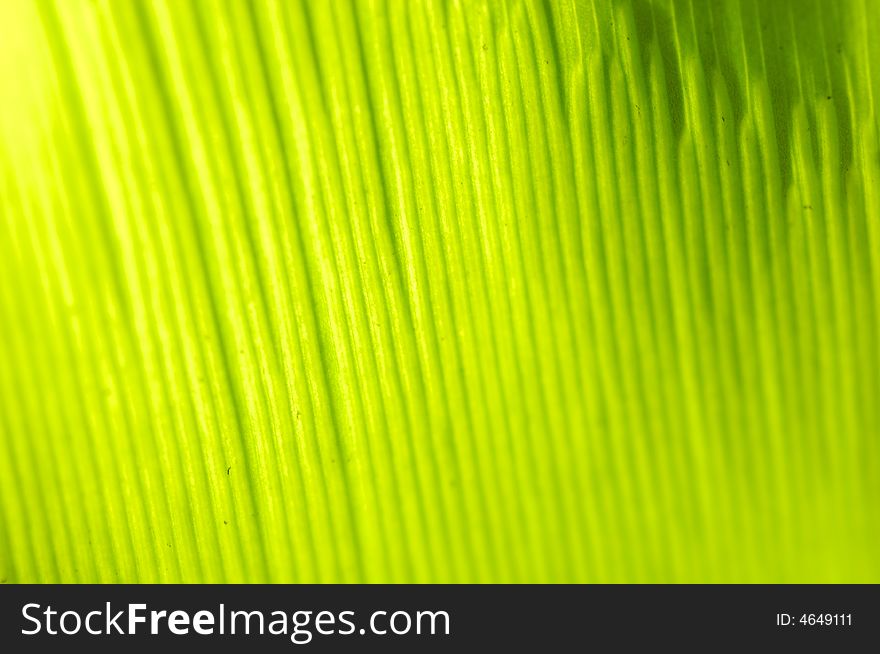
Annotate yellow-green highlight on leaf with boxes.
[0,0,878,583]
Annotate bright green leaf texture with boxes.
[0,0,878,584]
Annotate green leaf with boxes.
[0,0,878,583]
